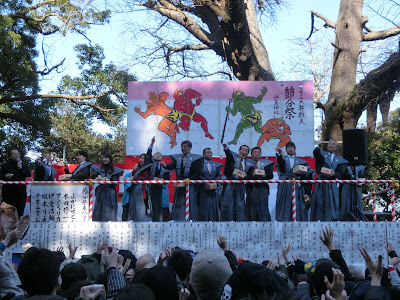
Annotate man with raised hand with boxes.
[275,142,314,221]
[147,136,172,221]
[220,144,252,221]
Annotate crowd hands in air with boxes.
[1,137,365,222]
[0,226,397,299]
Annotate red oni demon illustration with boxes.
[134,91,178,148]
[134,89,213,149]
[172,89,214,139]
[257,118,292,149]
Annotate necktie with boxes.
[255,162,259,169]
[289,156,294,169]
[207,161,211,175]
[183,155,187,168]
[239,159,244,171]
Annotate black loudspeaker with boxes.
[343,129,368,165]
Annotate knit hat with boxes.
[304,260,316,273]
[190,249,232,298]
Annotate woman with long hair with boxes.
[91,153,123,221]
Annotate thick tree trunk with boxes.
[322,0,364,140]
[220,0,275,81]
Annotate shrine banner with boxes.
[30,184,90,222]
[4,221,393,267]
[127,81,314,157]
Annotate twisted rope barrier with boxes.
[1,179,398,221]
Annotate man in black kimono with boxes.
[220,144,252,221]
[161,140,202,221]
[310,139,347,221]
[0,148,31,216]
[197,148,222,221]
[63,150,92,181]
[147,137,172,221]
[245,147,274,221]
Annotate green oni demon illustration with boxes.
[226,87,267,145]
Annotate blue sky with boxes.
[36,0,399,132]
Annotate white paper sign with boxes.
[30,184,90,222]
[5,222,393,267]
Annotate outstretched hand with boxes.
[217,235,229,251]
[282,242,292,264]
[324,268,345,299]
[158,248,171,265]
[68,243,78,259]
[79,285,105,300]
[96,240,108,254]
[385,241,395,253]
[360,248,383,286]
[320,226,336,251]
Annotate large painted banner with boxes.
[127,81,313,156]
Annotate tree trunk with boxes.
[220,0,275,81]
[367,102,378,133]
[322,0,364,140]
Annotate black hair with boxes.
[251,147,262,155]
[17,247,60,296]
[101,152,114,173]
[8,148,20,156]
[114,284,155,300]
[181,140,192,148]
[311,262,336,297]
[167,249,193,281]
[53,251,66,267]
[203,148,211,155]
[60,263,87,291]
[239,145,250,152]
[133,265,178,300]
[286,142,296,149]
[77,150,88,160]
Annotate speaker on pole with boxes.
[343,129,368,165]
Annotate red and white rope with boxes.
[89,185,94,221]
[3,179,398,222]
[372,192,377,222]
[185,184,190,221]
[391,188,396,221]
[291,181,296,222]
[1,179,398,185]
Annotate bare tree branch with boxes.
[311,10,336,29]
[36,59,65,76]
[0,112,46,131]
[168,43,210,52]
[143,0,212,45]
[363,24,400,41]
[0,92,117,113]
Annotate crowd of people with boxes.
[0,137,364,222]
[0,226,396,300]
